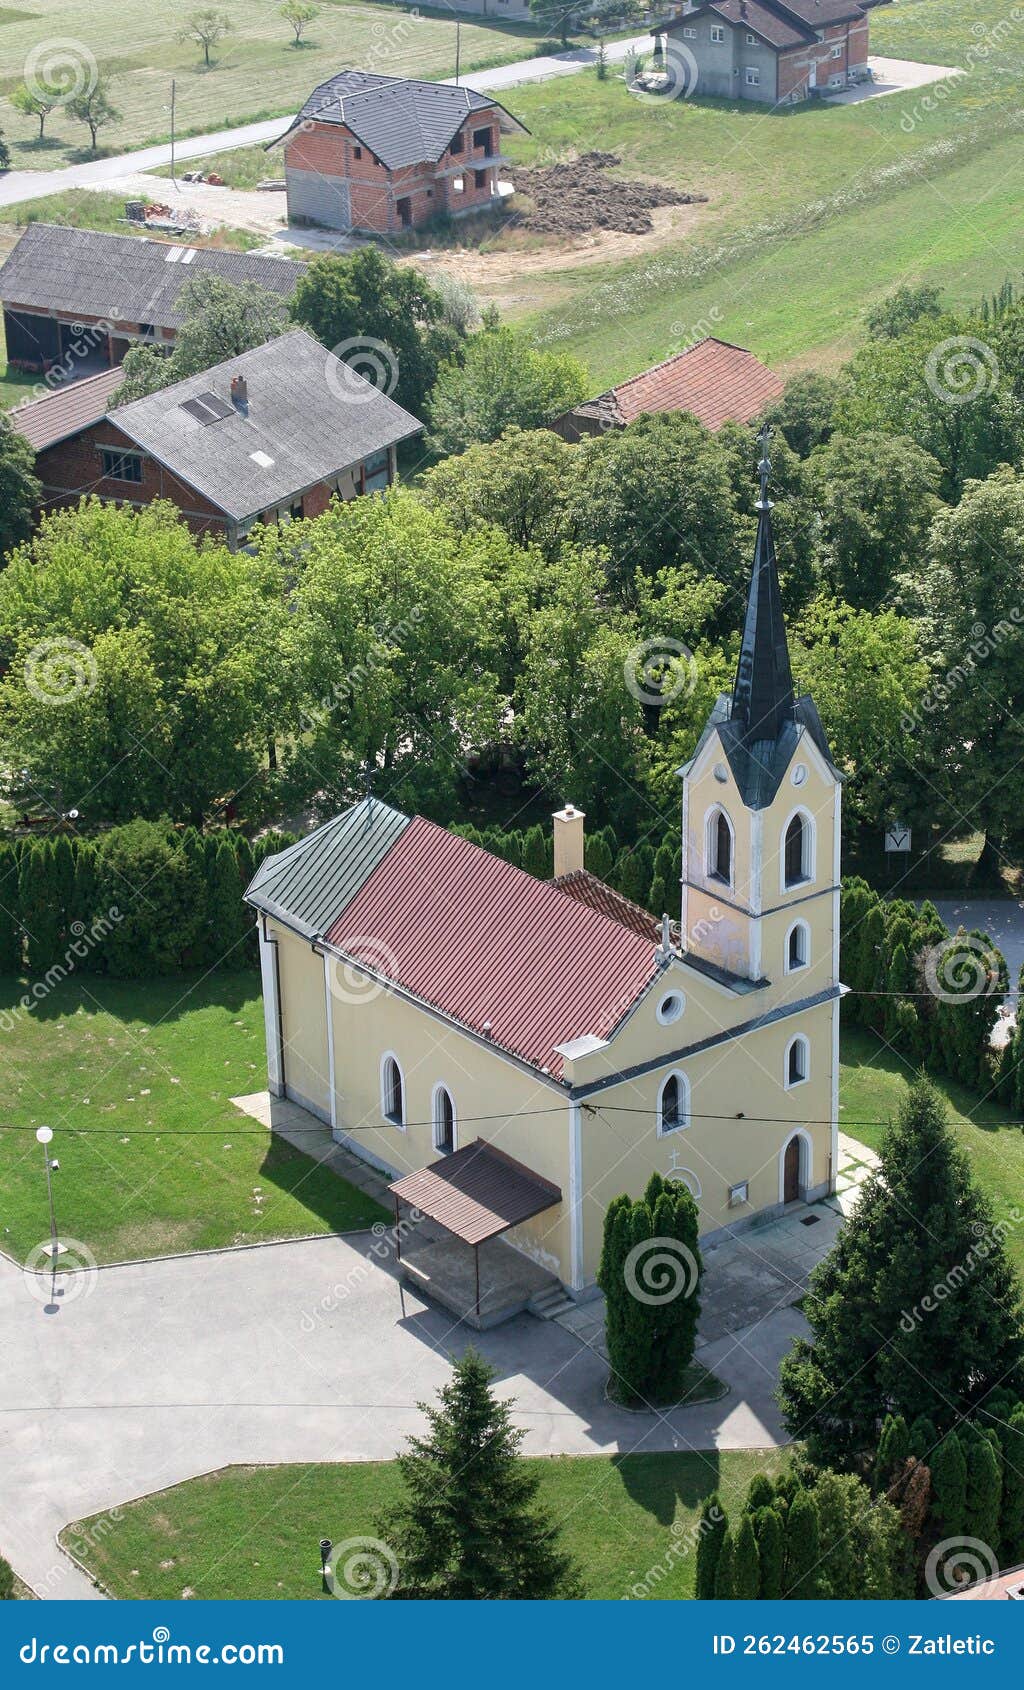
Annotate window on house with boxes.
[99,448,143,483]
[745,66,760,85]
[452,174,465,193]
[353,145,363,159]
[784,812,811,887]
[746,31,757,43]
[828,73,843,86]
[451,131,464,154]
[711,25,725,41]
[361,449,390,494]
[433,1085,456,1154]
[682,25,696,36]
[474,168,487,189]
[787,920,810,972]
[658,1072,689,1136]
[786,1035,809,1088]
[707,807,733,886]
[382,1055,404,1127]
[473,126,493,156]
[831,44,843,57]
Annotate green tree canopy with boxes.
[426,326,589,457]
[0,501,298,826]
[778,1078,1024,1466]
[806,431,943,610]
[291,248,459,416]
[0,418,41,560]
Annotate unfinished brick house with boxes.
[659,0,878,104]
[0,224,303,382]
[13,329,423,550]
[271,70,526,235]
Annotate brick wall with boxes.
[3,303,176,371]
[35,419,230,539]
[284,112,502,233]
[778,17,868,101]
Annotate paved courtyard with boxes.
[0,1109,876,1600]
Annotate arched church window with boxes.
[657,1071,689,1136]
[784,812,812,888]
[707,807,733,887]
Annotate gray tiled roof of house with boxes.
[0,225,304,327]
[272,70,525,171]
[246,798,411,939]
[110,329,423,524]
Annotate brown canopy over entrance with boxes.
[388,1139,562,1322]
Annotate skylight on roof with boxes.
[250,450,275,468]
[164,247,184,263]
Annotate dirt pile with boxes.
[507,151,706,237]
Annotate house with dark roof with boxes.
[14,328,423,548]
[269,70,527,234]
[658,0,880,104]
[551,336,784,440]
[244,434,844,1318]
[0,224,304,381]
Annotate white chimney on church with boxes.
[552,804,585,878]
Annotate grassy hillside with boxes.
[500,1,1024,382]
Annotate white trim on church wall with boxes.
[258,921,284,1097]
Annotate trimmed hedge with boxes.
[0,823,295,983]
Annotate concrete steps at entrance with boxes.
[528,1284,577,1321]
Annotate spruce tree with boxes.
[713,1529,735,1599]
[998,1407,1024,1563]
[746,1474,776,1512]
[778,1079,1024,1464]
[597,1176,703,1405]
[18,843,61,975]
[752,1506,784,1599]
[964,1430,1002,1550]
[694,1494,727,1599]
[584,832,614,883]
[378,1349,582,1599]
[0,844,22,976]
[732,1514,760,1599]
[875,1413,910,1494]
[930,1432,967,1538]
[68,843,100,971]
[908,1415,939,1459]
[784,1489,821,1597]
[52,834,75,940]
[521,824,548,879]
[206,837,250,969]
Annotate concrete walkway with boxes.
[824,56,961,106]
[0,38,651,213]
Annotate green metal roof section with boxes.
[245,797,411,940]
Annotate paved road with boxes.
[933,897,1024,999]
[0,38,651,213]
[0,1225,800,1600]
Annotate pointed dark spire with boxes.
[730,423,795,744]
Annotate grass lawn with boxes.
[497,0,1024,382]
[840,1025,1024,1276]
[0,1,546,171]
[62,1448,787,1599]
[0,972,388,1265]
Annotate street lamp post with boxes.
[35,1126,64,1258]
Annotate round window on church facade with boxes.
[791,763,808,786]
[656,991,685,1025]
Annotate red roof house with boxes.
[551,337,784,440]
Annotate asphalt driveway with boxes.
[1,1226,802,1600]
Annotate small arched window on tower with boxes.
[786,919,810,973]
[784,811,812,888]
[785,1034,809,1089]
[707,806,733,887]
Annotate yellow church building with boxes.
[245,440,844,1310]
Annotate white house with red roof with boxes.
[245,439,843,1317]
